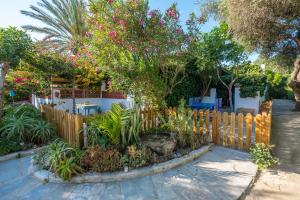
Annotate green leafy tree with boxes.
[187,21,247,111]
[201,0,300,110]
[85,0,187,106]
[0,27,33,118]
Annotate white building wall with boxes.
[234,87,261,115]
[32,94,134,115]
[188,88,217,105]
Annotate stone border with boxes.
[30,144,214,183]
[0,146,45,163]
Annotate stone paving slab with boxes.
[0,146,257,200]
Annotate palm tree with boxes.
[21,0,88,114]
[21,0,87,53]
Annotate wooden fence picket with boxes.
[41,105,83,147]
[230,112,236,148]
[199,110,204,135]
[193,109,198,134]
[223,112,229,146]
[245,113,253,150]
[238,113,244,150]
[212,110,217,143]
[216,111,221,144]
[255,114,262,143]
[205,110,210,137]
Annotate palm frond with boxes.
[21,0,87,52]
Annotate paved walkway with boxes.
[246,99,300,200]
[0,146,257,200]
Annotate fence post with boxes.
[245,113,253,150]
[83,122,88,148]
[205,110,210,137]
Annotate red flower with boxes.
[108,0,114,4]
[109,30,117,39]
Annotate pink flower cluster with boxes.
[148,10,159,18]
[109,30,117,39]
[108,0,114,4]
[167,8,179,20]
[14,77,28,83]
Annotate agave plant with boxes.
[55,157,83,181]
[0,114,35,142]
[121,106,144,147]
[4,104,42,119]
[31,120,56,144]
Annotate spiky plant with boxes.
[21,0,87,53]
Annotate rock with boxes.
[142,133,177,157]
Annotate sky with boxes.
[0,0,257,60]
[0,0,218,40]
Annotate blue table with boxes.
[190,102,215,110]
[76,104,99,116]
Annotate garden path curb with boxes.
[30,144,214,183]
[0,146,45,163]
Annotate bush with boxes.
[159,99,194,148]
[81,146,122,172]
[4,103,41,119]
[87,104,144,148]
[0,137,26,156]
[249,143,278,169]
[121,145,152,168]
[0,114,35,142]
[34,140,84,180]
[86,123,111,149]
[31,120,56,144]
[0,104,55,145]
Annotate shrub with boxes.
[0,137,25,156]
[5,103,41,119]
[34,140,84,180]
[82,146,122,172]
[95,104,127,145]
[249,143,278,169]
[121,145,152,168]
[86,121,111,149]
[31,120,55,144]
[159,99,194,148]
[121,106,143,147]
[1,104,55,145]
[0,114,35,142]
[88,104,144,148]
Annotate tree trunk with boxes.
[0,63,9,119]
[289,56,300,111]
[72,76,76,114]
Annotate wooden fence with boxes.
[41,105,83,147]
[41,104,271,150]
[141,107,272,150]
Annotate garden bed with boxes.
[30,144,213,183]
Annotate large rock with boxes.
[142,133,177,157]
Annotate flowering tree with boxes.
[85,0,187,105]
[0,27,33,117]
